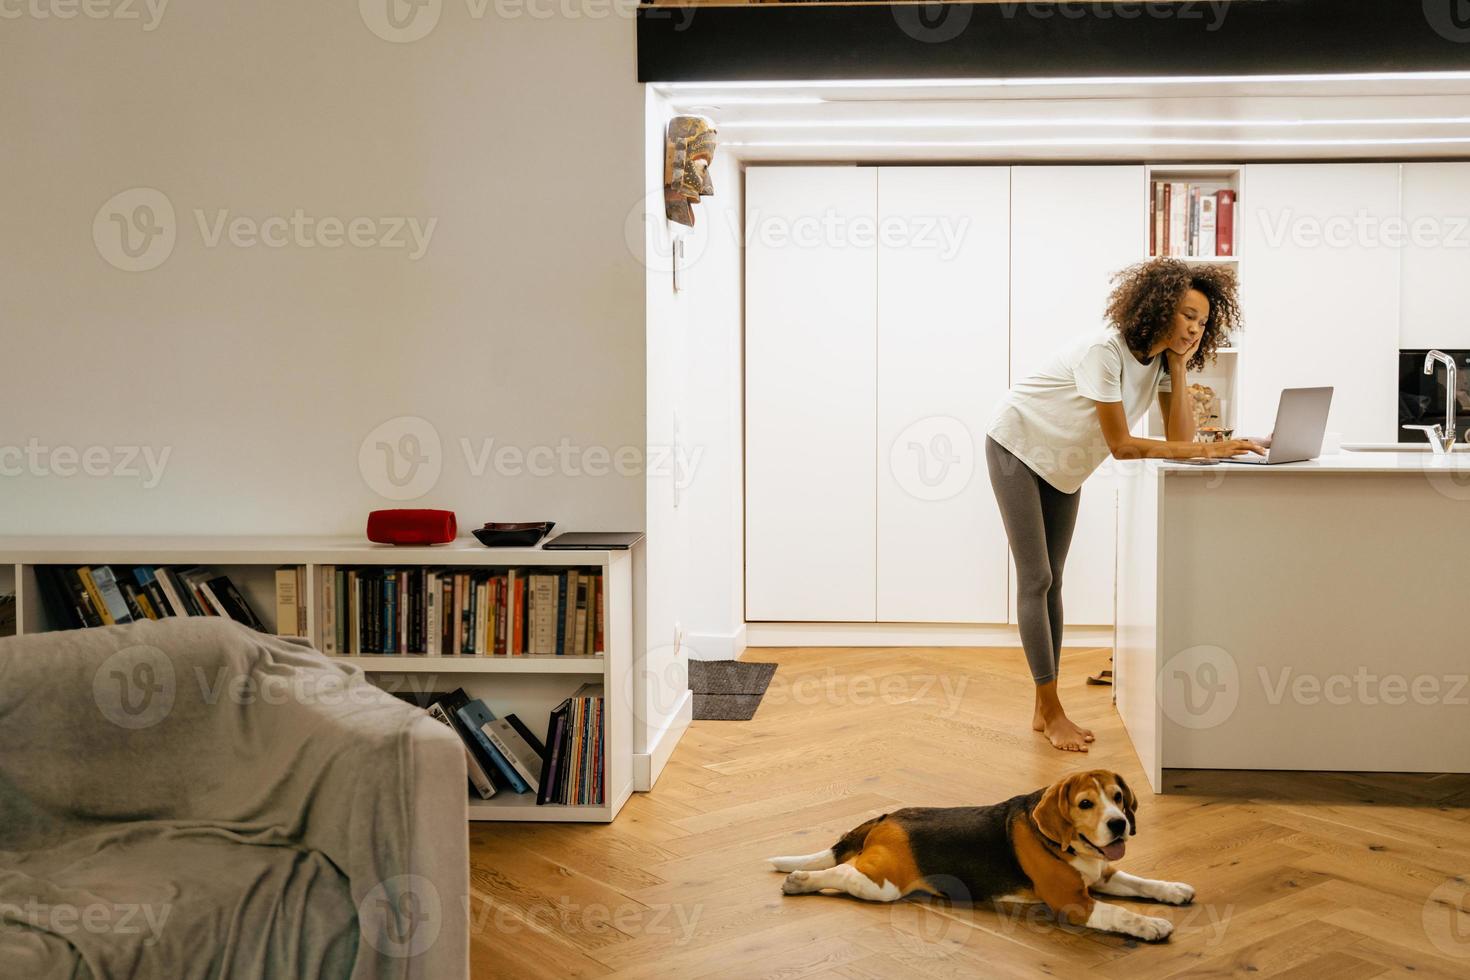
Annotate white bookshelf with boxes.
[0,535,637,824]
[1144,163,1245,437]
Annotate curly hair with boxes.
[1104,259,1242,373]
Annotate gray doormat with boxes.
[689,660,777,721]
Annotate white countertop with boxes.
[1155,451,1470,474]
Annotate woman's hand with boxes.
[1201,438,1267,458]
[1167,335,1201,372]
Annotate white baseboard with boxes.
[683,624,748,661]
[745,622,1115,649]
[633,688,692,792]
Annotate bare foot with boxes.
[1033,707,1095,742]
[1034,710,1093,752]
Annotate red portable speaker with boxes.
[366,509,458,545]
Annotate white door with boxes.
[1009,166,1146,627]
[1238,164,1401,442]
[745,167,878,621]
[876,167,1011,623]
[1400,162,1470,350]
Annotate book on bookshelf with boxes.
[1150,178,1237,259]
[328,566,605,658]
[426,699,497,800]
[274,567,305,637]
[32,565,267,633]
[544,683,604,806]
[484,717,542,793]
[457,698,531,794]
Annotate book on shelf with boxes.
[274,567,307,637]
[388,688,501,799]
[456,698,531,794]
[1150,178,1236,259]
[427,699,497,800]
[544,683,604,806]
[436,688,513,794]
[32,565,268,633]
[390,684,603,808]
[328,566,605,658]
[484,717,542,793]
[1216,189,1236,257]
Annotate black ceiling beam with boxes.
[637,1,1470,83]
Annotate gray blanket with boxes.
[0,619,426,980]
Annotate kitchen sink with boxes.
[1340,442,1470,453]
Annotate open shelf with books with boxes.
[1143,164,1246,438]
[0,536,636,824]
[1147,164,1241,262]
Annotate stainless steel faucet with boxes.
[1404,349,1458,453]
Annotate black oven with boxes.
[1400,349,1470,444]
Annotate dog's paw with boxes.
[782,871,811,895]
[1129,914,1174,943]
[1155,881,1194,906]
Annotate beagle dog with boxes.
[768,769,1193,942]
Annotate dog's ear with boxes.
[1114,773,1139,836]
[1031,776,1076,850]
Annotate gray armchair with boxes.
[0,618,469,980]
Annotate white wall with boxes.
[641,90,745,764]
[0,3,644,536]
[0,6,692,753]
[677,154,745,659]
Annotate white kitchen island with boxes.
[1115,452,1470,792]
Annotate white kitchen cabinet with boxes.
[745,166,879,621]
[1238,164,1401,442]
[1400,162,1470,350]
[1008,166,1146,626]
[876,167,1011,623]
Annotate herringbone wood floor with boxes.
[468,646,1470,979]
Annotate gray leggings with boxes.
[985,437,1081,686]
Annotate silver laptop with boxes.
[1220,386,1334,465]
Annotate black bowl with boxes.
[471,521,555,548]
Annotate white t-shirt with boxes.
[987,326,1172,494]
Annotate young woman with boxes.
[986,260,1263,752]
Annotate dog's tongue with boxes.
[1101,840,1127,861]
